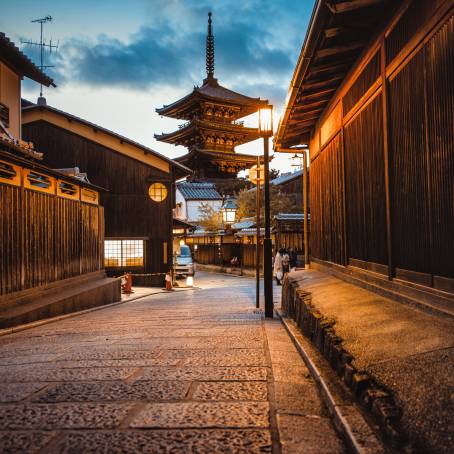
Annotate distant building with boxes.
[0,32,119,327]
[22,102,190,286]
[175,181,222,223]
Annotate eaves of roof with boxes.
[0,33,55,87]
[22,103,192,176]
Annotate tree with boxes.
[197,203,223,232]
[236,185,303,226]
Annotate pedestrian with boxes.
[282,249,290,276]
[273,248,284,285]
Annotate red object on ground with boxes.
[121,273,134,294]
[165,272,172,291]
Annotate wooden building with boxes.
[276,0,454,311]
[155,12,269,179]
[22,102,191,286]
[0,33,119,327]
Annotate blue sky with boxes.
[1,0,313,173]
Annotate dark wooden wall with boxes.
[0,183,103,296]
[22,122,174,275]
[309,2,454,291]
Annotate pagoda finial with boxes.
[206,12,215,79]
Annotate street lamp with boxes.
[221,197,237,224]
[259,105,274,318]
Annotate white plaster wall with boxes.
[175,189,188,220]
[187,199,222,222]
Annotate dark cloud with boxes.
[20,0,312,97]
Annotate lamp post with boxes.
[221,197,237,225]
[259,106,274,318]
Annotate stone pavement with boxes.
[283,269,454,453]
[0,272,345,453]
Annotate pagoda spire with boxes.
[206,12,215,80]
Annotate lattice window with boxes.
[104,239,144,267]
[148,182,168,202]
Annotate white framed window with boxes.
[104,239,144,267]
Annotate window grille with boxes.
[0,161,17,181]
[0,103,9,128]
[104,239,144,267]
[148,182,168,202]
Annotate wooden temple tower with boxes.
[155,12,269,180]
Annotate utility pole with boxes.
[256,156,261,309]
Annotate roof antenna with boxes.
[21,15,58,104]
[205,12,215,81]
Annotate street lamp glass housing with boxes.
[259,106,273,137]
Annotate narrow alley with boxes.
[0,273,346,453]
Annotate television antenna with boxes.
[21,15,58,98]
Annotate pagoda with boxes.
[155,12,269,179]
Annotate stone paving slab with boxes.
[0,403,132,429]
[0,431,56,454]
[130,402,270,428]
[0,383,48,403]
[59,349,163,361]
[137,366,268,382]
[55,358,180,368]
[193,382,268,401]
[277,414,345,454]
[52,429,273,453]
[0,272,347,452]
[34,380,190,403]
[0,367,139,382]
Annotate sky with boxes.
[1,0,313,174]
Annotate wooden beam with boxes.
[297,88,336,103]
[290,109,324,121]
[292,106,324,116]
[307,62,352,79]
[288,112,321,124]
[316,42,365,59]
[326,0,386,14]
[299,87,337,101]
[287,119,316,128]
[293,99,329,112]
[301,75,343,92]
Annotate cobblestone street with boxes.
[0,272,345,453]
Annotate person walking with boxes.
[282,249,290,276]
[273,248,283,285]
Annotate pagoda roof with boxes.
[154,118,260,146]
[156,77,269,120]
[176,148,257,165]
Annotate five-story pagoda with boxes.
[155,12,269,179]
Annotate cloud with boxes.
[20,0,312,99]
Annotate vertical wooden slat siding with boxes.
[345,95,387,266]
[305,5,454,290]
[386,0,440,64]
[425,15,454,279]
[343,52,380,115]
[390,50,431,275]
[0,183,104,296]
[22,121,175,275]
[310,133,344,265]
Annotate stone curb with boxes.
[0,287,195,338]
[277,310,386,454]
[281,278,405,448]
